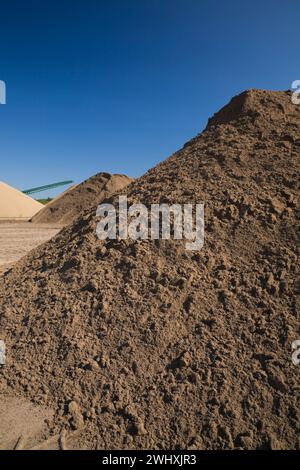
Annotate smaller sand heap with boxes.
[31,173,133,226]
[0,181,43,220]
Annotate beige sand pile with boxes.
[0,182,43,220]
[31,173,133,226]
[0,90,299,450]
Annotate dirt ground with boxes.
[0,394,54,450]
[0,222,61,275]
[0,392,85,449]
[0,391,86,449]
[0,221,64,448]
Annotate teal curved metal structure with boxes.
[22,180,74,195]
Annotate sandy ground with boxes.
[0,391,83,449]
[0,391,84,449]
[0,222,85,449]
[0,222,67,449]
[0,394,54,450]
[0,222,61,275]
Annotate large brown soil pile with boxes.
[31,173,133,225]
[0,90,299,450]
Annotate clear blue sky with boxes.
[0,0,299,198]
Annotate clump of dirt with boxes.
[0,90,299,450]
[31,173,133,225]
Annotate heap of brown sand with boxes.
[0,90,299,450]
[31,173,133,225]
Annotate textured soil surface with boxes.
[31,173,133,225]
[0,90,299,450]
[0,222,61,276]
[0,393,86,449]
[0,395,53,450]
